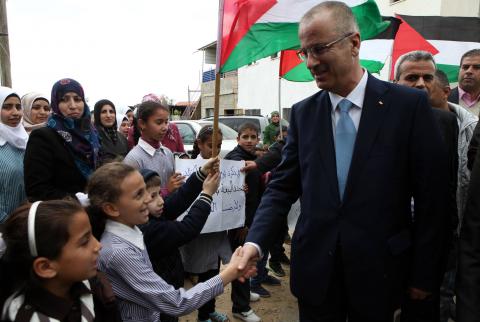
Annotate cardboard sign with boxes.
[175,159,246,233]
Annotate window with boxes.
[175,123,196,145]
[245,109,261,116]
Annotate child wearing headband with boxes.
[86,162,257,322]
[0,200,121,321]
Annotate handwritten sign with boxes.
[175,159,246,233]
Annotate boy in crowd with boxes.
[224,123,276,321]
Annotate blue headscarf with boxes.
[47,78,100,178]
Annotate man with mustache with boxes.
[448,49,480,117]
[237,1,450,321]
[394,51,461,322]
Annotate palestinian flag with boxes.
[280,16,400,81]
[391,15,480,82]
[220,0,391,73]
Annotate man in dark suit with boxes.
[237,2,450,321]
[457,137,480,322]
[394,51,459,322]
[448,49,480,117]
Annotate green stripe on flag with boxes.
[282,63,314,82]
[437,64,460,83]
[360,59,384,74]
[282,58,385,82]
[222,23,299,73]
[352,0,391,41]
[221,0,391,73]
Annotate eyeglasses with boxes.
[296,32,355,61]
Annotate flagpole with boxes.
[212,0,225,158]
[278,76,283,140]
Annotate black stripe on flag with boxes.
[399,15,480,42]
[375,16,402,40]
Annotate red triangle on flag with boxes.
[221,0,277,68]
[279,50,303,77]
[389,15,439,80]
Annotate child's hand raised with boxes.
[167,172,186,193]
[200,157,220,176]
[202,172,220,196]
[219,247,258,286]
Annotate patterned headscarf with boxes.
[47,78,100,178]
[0,87,28,149]
[93,99,118,144]
[21,92,50,133]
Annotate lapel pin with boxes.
[378,100,384,106]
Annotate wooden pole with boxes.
[212,73,221,157]
[0,0,12,87]
[212,0,224,157]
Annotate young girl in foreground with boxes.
[87,162,256,322]
[0,200,120,321]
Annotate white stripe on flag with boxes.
[360,39,393,62]
[257,0,368,23]
[429,40,480,66]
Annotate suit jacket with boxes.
[246,75,449,320]
[432,108,459,236]
[457,142,480,322]
[24,127,87,201]
[449,87,460,104]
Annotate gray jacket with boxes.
[449,102,478,228]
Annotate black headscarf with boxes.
[93,99,118,144]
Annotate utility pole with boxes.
[0,0,12,87]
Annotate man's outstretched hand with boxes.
[237,244,260,282]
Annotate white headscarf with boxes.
[0,86,28,149]
[21,92,50,133]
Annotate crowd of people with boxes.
[1,1,480,322]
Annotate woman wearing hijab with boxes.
[0,87,28,222]
[93,99,128,164]
[24,78,100,201]
[117,114,130,137]
[21,92,50,133]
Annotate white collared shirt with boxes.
[104,219,145,250]
[137,137,165,157]
[329,69,368,132]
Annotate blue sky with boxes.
[7,0,218,113]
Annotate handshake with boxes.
[219,244,261,285]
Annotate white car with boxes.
[172,120,238,158]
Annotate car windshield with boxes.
[198,122,238,140]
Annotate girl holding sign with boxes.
[180,126,245,322]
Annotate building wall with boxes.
[200,76,240,118]
[237,56,319,118]
[376,0,480,17]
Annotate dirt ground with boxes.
[179,244,299,322]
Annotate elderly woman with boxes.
[93,99,129,164]
[0,87,28,222]
[21,92,50,133]
[24,78,100,201]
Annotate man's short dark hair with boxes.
[394,51,436,81]
[434,70,450,88]
[460,49,480,65]
[237,122,259,136]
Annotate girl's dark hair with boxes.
[86,162,137,239]
[191,125,223,159]
[131,101,169,145]
[0,200,83,302]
